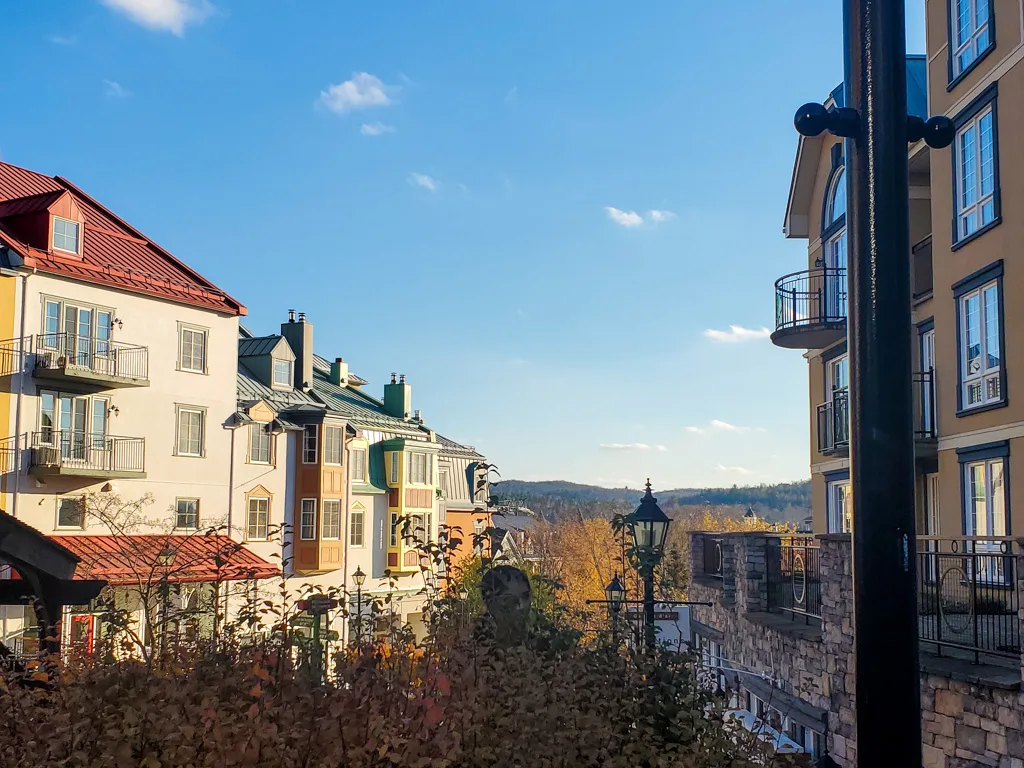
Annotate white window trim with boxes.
[349,505,366,547]
[827,478,852,534]
[955,105,996,241]
[302,425,318,464]
[272,359,292,387]
[408,451,430,485]
[959,279,1001,410]
[248,422,272,464]
[323,425,343,466]
[299,498,317,541]
[175,405,206,458]
[177,324,209,374]
[389,512,399,547]
[52,217,82,255]
[246,497,270,541]
[964,457,1006,537]
[390,451,399,484]
[175,497,200,530]
[55,495,86,530]
[351,448,367,483]
[951,0,991,77]
[321,499,342,540]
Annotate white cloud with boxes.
[99,0,213,36]
[715,464,753,475]
[703,325,771,343]
[599,443,668,452]
[604,207,644,227]
[686,420,766,434]
[47,34,77,45]
[604,206,675,227]
[320,72,393,114]
[408,173,439,192]
[684,426,705,434]
[104,80,132,98]
[360,121,396,136]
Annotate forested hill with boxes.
[493,479,811,523]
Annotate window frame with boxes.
[302,424,318,464]
[55,495,86,530]
[954,260,1006,416]
[825,471,852,534]
[946,0,995,88]
[321,499,342,540]
[323,425,343,466]
[175,404,206,458]
[177,323,209,374]
[951,83,1000,248]
[351,448,367,483]
[272,358,293,388]
[299,498,317,541]
[52,217,82,255]
[350,504,365,547]
[409,452,428,485]
[246,496,270,541]
[390,451,399,484]
[248,422,272,464]
[175,498,200,530]
[389,512,399,547]
[957,441,1010,536]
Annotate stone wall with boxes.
[689,531,1024,768]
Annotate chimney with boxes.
[413,409,423,423]
[280,310,314,391]
[383,373,412,419]
[330,357,349,386]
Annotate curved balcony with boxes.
[772,268,847,350]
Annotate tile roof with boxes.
[52,534,279,584]
[0,161,245,315]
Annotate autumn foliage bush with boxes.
[0,622,803,768]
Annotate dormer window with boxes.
[273,359,292,387]
[53,217,81,254]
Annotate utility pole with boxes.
[795,2,953,764]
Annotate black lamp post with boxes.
[605,574,625,646]
[352,566,366,646]
[628,480,670,651]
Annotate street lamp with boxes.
[605,574,625,646]
[352,566,366,646]
[628,480,670,651]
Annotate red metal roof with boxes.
[50,534,278,585]
[0,161,245,316]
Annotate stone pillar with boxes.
[743,533,769,613]
[818,534,855,767]
[721,535,738,606]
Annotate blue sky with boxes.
[2,1,926,490]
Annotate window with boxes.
[390,451,399,484]
[825,168,846,227]
[321,499,341,539]
[959,279,1001,410]
[964,457,1006,538]
[52,217,81,254]
[822,168,847,320]
[300,499,317,540]
[249,423,272,463]
[40,298,113,354]
[950,0,992,78]
[178,326,207,373]
[827,477,852,534]
[350,505,365,546]
[303,425,318,464]
[390,512,399,547]
[176,498,199,529]
[56,496,85,529]
[826,354,849,396]
[247,497,269,540]
[955,103,997,242]
[176,406,205,457]
[351,448,367,483]
[409,452,428,484]
[273,359,292,387]
[323,425,343,465]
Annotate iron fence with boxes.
[702,536,724,579]
[0,337,29,377]
[816,387,850,454]
[30,431,146,474]
[774,267,847,332]
[35,332,149,382]
[917,538,1019,662]
[767,536,822,621]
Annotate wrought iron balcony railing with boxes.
[29,431,146,477]
[35,333,149,385]
[914,368,936,439]
[816,387,850,455]
[767,536,822,621]
[771,267,847,349]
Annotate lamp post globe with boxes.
[629,480,671,651]
[353,566,366,587]
[605,574,626,614]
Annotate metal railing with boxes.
[35,333,149,382]
[914,368,936,439]
[702,536,724,579]
[917,538,1019,662]
[816,387,850,454]
[774,267,847,332]
[29,431,145,474]
[767,536,822,621]
[0,337,29,377]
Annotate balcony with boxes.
[816,387,849,456]
[29,431,146,479]
[771,267,847,350]
[918,538,1019,664]
[34,333,149,388]
[767,536,822,623]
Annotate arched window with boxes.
[826,169,846,226]
[821,166,848,321]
